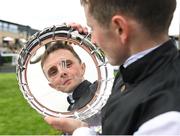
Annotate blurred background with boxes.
[0,0,179,134]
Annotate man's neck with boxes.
[123,35,170,67]
[129,34,169,56]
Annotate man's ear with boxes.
[111,15,129,44]
[81,63,86,76]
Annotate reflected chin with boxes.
[57,86,74,93]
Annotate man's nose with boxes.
[58,66,67,78]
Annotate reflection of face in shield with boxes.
[43,49,86,93]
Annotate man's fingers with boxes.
[44,116,89,134]
[44,116,55,125]
[44,116,63,130]
[68,22,88,34]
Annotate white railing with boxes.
[0,52,19,65]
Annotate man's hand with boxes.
[44,116,88,134]
[68,22,89,35]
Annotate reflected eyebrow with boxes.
[65,60,73,64]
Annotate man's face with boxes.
[43,49,85,93]
[84,6,128,65]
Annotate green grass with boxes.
[0,73,60,135]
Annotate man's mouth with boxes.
[62,79,71,85]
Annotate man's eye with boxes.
[66,62,72,68]
[48,67,58,77]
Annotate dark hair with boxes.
[80,0,176,35]
[41,41,82,68]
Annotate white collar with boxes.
[123,45,160,68]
